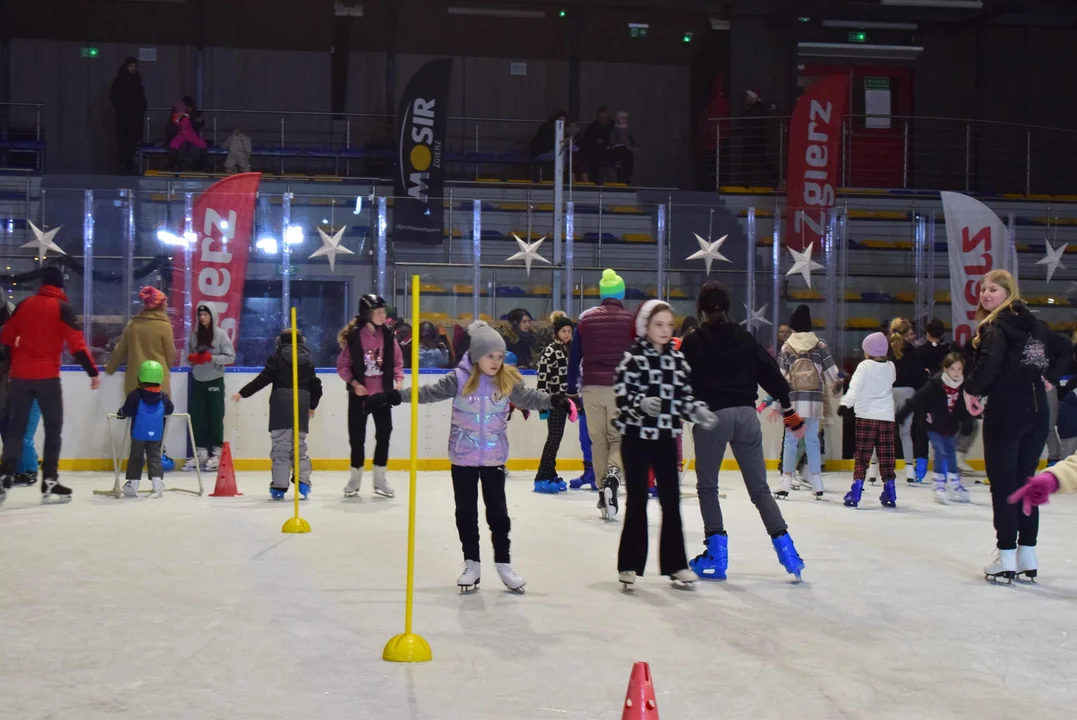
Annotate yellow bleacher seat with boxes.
[608,205,644,215]
[457,313,492,322]
[847,318,880,329]
[420,312,451,322]
[848,209,908,220]
[895,292,915,303]
[623,233,654,243]
[845,291,861,301]
[452,284,473,294]
[499,203,528,211]
[582,286,600,297]
[532,285,552,295]
[934,290,951,303]
[420,283,446,293]
[789,289,823,300]
[718,186,752,193]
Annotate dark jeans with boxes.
[116,118,141,174]
[611,147,634,184]
[451,464,510,564]
[348,393,392,468]
[618,433,689,576]
[168,142,206,171]
[983,401,1049,550]
[126,439,163,480]
[0,378,63,479]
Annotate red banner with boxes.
[785,75,849,252]
[169,172,261,350]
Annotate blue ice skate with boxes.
[880,479,897,507]
[533,479,558,494]
[554,478,568,492]
[298,482,311,500]
[843,479,864,507]
[569,469,597,491]
[915,458,928,483]
[270,487,287,501]
[772,533,805,581]
[689,533,728,580]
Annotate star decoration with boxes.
[22,221,66,261]
[740,304,773,330]
[1036,240,1068,283]
[785,243,825,288]
[686,233,731,275]
[309,226,354,272]
[505,234,551,276]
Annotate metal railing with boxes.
[707,114,1077,196]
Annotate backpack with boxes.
[788,352,821,393]
[131,399,165,442]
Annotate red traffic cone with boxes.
[209,442,242,497]
[622,662,659,719]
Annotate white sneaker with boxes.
[373,466,395,498]
[204,449,220,472]
[495,562,526,592]
[984,548,1017,583]
[122,479,140,498]
[618,571,637,588]
[670,568,698,588]
[457,560,480,591]
[774,474,794,499]
[344,467,363,497]
[182,457,199,472]
[1016,545,1037,582]
[151,477,165,499]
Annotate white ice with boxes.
[2,470,1076,720]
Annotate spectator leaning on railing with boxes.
[110,57,147,175]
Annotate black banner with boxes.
[393,58,453,245]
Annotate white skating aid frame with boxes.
[93,413,204,498]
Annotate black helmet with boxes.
[359,294,387,319]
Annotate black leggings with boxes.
[347,392,392,469]
[983,401,1049,550]
[451,465,511,564]
[617,433,688,576]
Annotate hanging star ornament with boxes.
[740,304,773,330]
[1037,240,1068,283]
[686,233,731,275]
[22,221,66,261]
[785,243,825,288]
[309,226,354,272]
[505,233,551,276]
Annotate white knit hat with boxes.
[634,299,670,338]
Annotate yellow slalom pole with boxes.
[383,274,431,663]
[282,306,311,534]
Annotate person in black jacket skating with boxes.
[889,318,927,483]
[896,352,971,504]
[678,282,808,582]
[232,330,323,501]
[964,271,1071,582]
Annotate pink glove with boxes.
[567,400,578,423]
[1008,473,1060,516]
[964,391,983,417]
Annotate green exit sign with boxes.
[848,31,868,43]
[629,23,649,38]
[80,47,99,58]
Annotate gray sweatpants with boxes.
[693,406,788,538]
[270,429,311,490]
[126,439,163,481]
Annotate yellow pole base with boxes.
[383,633,432,663]
[281,517,312,534]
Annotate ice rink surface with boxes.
[2,469,1076,720]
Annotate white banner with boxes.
[940,191,1008,349]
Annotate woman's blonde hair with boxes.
[461,357,523,397]
[973,269,1020,348]
[889,318,912,359]
[549,310,566,324]
[338,316,362,349]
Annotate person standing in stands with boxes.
[0,266,100,504]
[581,106,614,184]
[567,269,635,518]
[109,56,147,175]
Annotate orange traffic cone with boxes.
[209,442,242,497]
[622,662,659,719]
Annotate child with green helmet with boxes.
[116,359,175,498]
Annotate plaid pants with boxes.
[854,418,896,481]
[535,408,568,480]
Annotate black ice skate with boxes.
[40,477,73,503]
[599,469,620,521]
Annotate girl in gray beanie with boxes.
[395,321,576,594]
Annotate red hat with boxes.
[139,285,166,309]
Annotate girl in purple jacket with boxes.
[402,321,573,593]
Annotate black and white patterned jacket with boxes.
[613,339,711,439]
[536,341,569,394]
